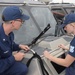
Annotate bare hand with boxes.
[58,44,65,49]
[43,50,50,59]
[43,50,54,61]
[58,44,69,50]
[14,52,25,61]
[19,44,30,51]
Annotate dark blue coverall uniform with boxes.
[0,24,28,75]
[66,36,75,75]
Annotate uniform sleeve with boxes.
[68,37,75,57]
[68,45,75,57]
[0,55,15,73]
[12,42,21,51]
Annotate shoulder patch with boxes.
[69,46,75,53]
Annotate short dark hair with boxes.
[2,15,5,21]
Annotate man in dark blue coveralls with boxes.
[44,13,75,75]
[0,6,30,75]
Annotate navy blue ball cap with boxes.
[60,13,75,28]
[2,6,29,21]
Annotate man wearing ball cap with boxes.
[0,6,30,75]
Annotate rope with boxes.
[26,53,49,75]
